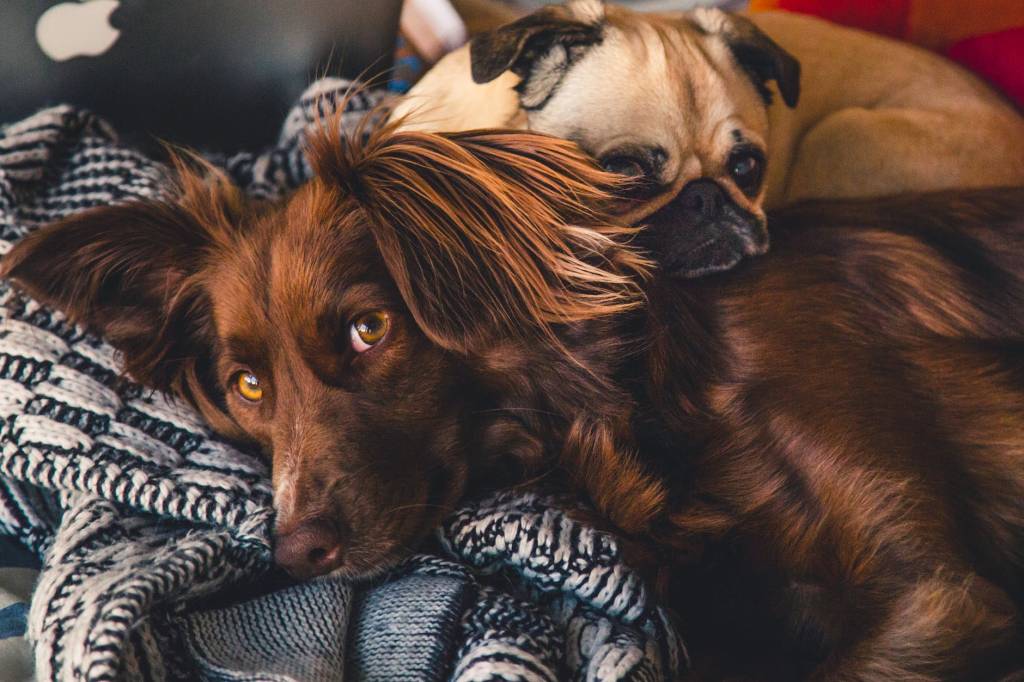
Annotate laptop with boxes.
[0,0,403,151]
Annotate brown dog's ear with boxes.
[693,9,801,108]
[309,121,650,355]
[470,1,605,108]
[1,157,239,398]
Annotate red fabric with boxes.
[946,27,1024,109]
[749,0,1024,109]
[750,0,910,38]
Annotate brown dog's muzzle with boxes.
[645,179,768,278]
[274,517,347,579]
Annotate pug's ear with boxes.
[693,9,801,108]
[470,1,605,109]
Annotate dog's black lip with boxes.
[327,543,409,583]
[667,238,744,279]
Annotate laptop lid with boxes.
[0,0,402,151]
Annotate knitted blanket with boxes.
[0,80,685,682]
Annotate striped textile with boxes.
[0,79,685,682]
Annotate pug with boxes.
[392,0,1024,277]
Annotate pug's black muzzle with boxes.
[644,180,768,278]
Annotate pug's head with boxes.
[469,0,800,277]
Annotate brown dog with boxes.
[0,124,651,579]
[6,121,1024,678]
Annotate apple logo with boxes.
[36,0,121,62]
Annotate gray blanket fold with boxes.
[0,79,685,682]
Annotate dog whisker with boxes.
[471,407,562,418]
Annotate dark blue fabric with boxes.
[0,536,39,570]
[185,575,352,681]
[0,602,28,638]
[347,561,471,681]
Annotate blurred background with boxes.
[397,0,746,84]
[399,0,1022,112]
[2,0,1020,151]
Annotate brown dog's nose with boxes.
[274,519,344,579]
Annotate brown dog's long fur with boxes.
[624,189,1024,680]
[5,120,1024,678]
[307,120,650,350]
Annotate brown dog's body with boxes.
[623,191,1024,679]
[4,125,1024,678]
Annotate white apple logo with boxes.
[36,0,122,62]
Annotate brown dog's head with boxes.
[2,121,647,579]
[466,0,800,277]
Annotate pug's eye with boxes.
[728,149,765,196]
[234,371,264,402]
[350,311,390,352]
[600,154,649,179]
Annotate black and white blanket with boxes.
[0,79,685,682]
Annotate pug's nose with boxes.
[678,180,725,220]
[274,519,345,579]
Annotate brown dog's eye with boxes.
[350,311,390,352]
[234,371,264,402]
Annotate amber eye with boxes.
[350,311,390,352]
[234,371,264,402]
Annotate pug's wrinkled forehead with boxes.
[471,0,800,221]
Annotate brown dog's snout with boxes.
[274,519,346,579]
